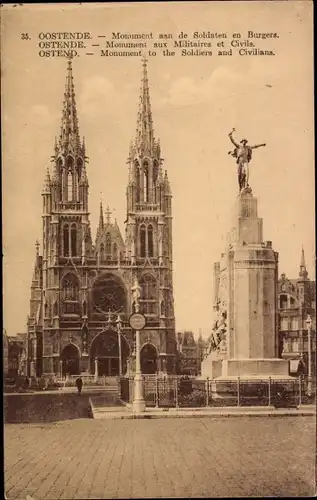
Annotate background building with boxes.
[27,59,177,378]
[6,333,27,378]
[176,331,203,376]
[278,248,316,376]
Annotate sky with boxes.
[2,2,315,338]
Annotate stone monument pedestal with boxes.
[202,188,291,389]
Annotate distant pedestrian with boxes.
[75,376,83,395]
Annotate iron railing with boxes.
[120,375,316,408]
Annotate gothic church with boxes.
[27,58,177,378]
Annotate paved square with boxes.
[5,416,315,499]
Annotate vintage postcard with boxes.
[2,1,315,498]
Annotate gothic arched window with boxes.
[153,161,159,204]
[77,158,83,180]
[71,224,77,256]
[135,162,140,203]
[100,243,105,262]
[67,157,74,201]
[141,274,157,300]
[140,274,157,315]
[113,242,117,259]
[153,160,159,184]
[143,162,149,202]
[62,274,79,301]
[148,225,154,257]
[63,224,69,257]
[140,225,146,257]
[106,233,111,257]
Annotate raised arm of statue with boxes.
[228,129,239,147]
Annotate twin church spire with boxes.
[44,59,88,211]
[134,55,155,156]
[132,56,162,161]
[58,58,82,154]
[127,56,170,214]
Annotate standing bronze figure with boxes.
[228,128,266,191]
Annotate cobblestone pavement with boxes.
[5,417,315,499]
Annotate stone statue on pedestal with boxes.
[228,128,266,191]
[131,276,141,313]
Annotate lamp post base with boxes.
[132,373,146,413]
[307,378,312,397]
[132,398,146,413]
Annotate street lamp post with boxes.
[115,315,123,377]
[103,309,123,377]
[130,277,146,414]
[29,333,35,377]
[306,314,312,397]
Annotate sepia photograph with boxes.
[2,1,315,498]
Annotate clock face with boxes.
[92,274,126,313]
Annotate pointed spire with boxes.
[299,246,308,280]
[105,205,112,225]
[35,239,40,257]
[31,240,41,286]
[58,58,80,152]
[300,246,306,268]
[80,164,89,186]
[158,164,164,184]
[164,169,170,189]
[156,137,161,158]
[135,56,154,154]
[42,168,51,194]
[99,201,104,229]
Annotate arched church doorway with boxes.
[141,343,158,374]
[90,330,130,376]
[61,344,80,376]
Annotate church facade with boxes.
[27,59,177,378]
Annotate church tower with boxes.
[34,59,93,376]
[297,246,311,312]
[125,57,176,373]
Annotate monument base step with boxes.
[202,357,291,379]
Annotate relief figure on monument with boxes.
[208,298,227,356]
[228,128,266,192]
